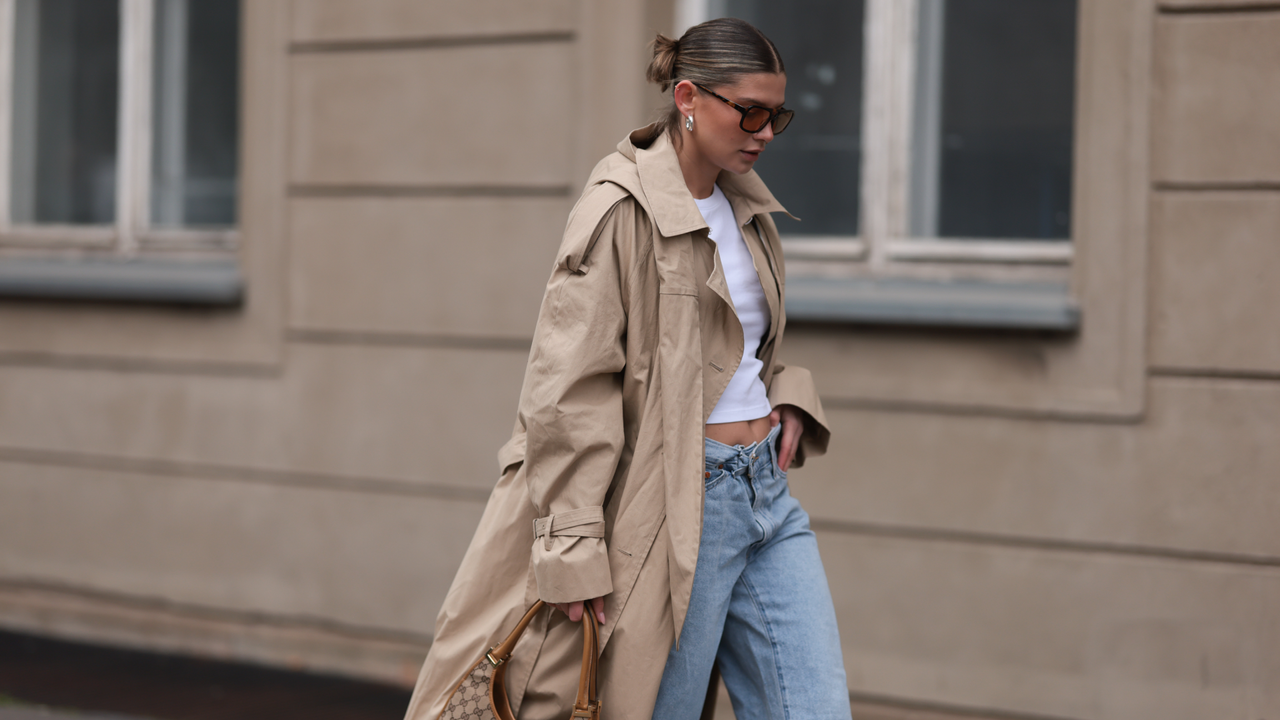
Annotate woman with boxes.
[404,18,851,720]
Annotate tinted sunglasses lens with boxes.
[741,107,772,133]
[772,110,794,134]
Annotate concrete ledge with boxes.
[786,276,1081,331]
[0,258,244,306]
[0,580,428,687]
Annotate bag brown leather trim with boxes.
[436,601,601,720]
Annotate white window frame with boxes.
[0,0,238,254]
[678,0,1075,272]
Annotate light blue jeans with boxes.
[651,424,852,720]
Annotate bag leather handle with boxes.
[487,600,546,665]
[486,600,601,719]
[573,609,601,718]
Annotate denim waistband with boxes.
[704,422,781,470]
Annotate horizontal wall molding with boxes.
[849,691,1084,720]
[288,184,572,199]
[0,352,282,378]
[1158,2,1280,14]
[819,394,1144,425]
[1154,181,1280,192]
[810,518,1280,569]
[290,30,576,55]
[0,446,492,504]
[288,329,532,352]
[0,329,536,375]
[1150,366,1280,382]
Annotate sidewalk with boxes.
[0,629,411,720]
[0,707,153,720]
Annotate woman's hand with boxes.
[768,404,804,472]
[552,596,606,625]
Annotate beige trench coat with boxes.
[404,124,831,720]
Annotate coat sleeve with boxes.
[516,191,636,604]
[767,363,831,468]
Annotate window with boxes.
[704,0,867,240]
[909,0,1075,243]
[682,0,1081,327]
[0,0,240,256]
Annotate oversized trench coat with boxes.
[403,124,831,720]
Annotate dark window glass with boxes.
[911,0,1077,240]
[10,0,120,225]
[152,0,240,227]
[710,0,865,236]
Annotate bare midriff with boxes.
[705,415,773,447]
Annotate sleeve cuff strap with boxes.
[533,506,606,550]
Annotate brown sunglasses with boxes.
[693,82,794,134]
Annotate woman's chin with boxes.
[738,151,765,171]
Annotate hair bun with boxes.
[646,34,679,91]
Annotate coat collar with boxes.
[611,123,794,238]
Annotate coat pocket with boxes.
[497,433,526,476]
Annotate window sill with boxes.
[786,275,1080,331]
[0,257,244,306]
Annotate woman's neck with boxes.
[673,133,720,200]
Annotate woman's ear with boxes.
[673,79,698,117]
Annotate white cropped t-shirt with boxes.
[694,184,773,424]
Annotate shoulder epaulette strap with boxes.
[559,181,631,274]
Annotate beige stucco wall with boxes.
[0,1,1276,719]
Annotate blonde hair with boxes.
[646,17,785,137]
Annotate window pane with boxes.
[10,0,120,225]
[151,0,240,228]
[710,0,865,236]
[910,0,1077,240]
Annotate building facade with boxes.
[0,1,1276,719]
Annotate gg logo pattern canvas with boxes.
[439,660,498,720]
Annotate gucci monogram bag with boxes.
[437,600,601,720]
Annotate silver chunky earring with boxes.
[685,115,694,131]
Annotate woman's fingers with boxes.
[551,601,582,621]
[770,407,791,469]
[779,406,803,471]
[551,598,605,624]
